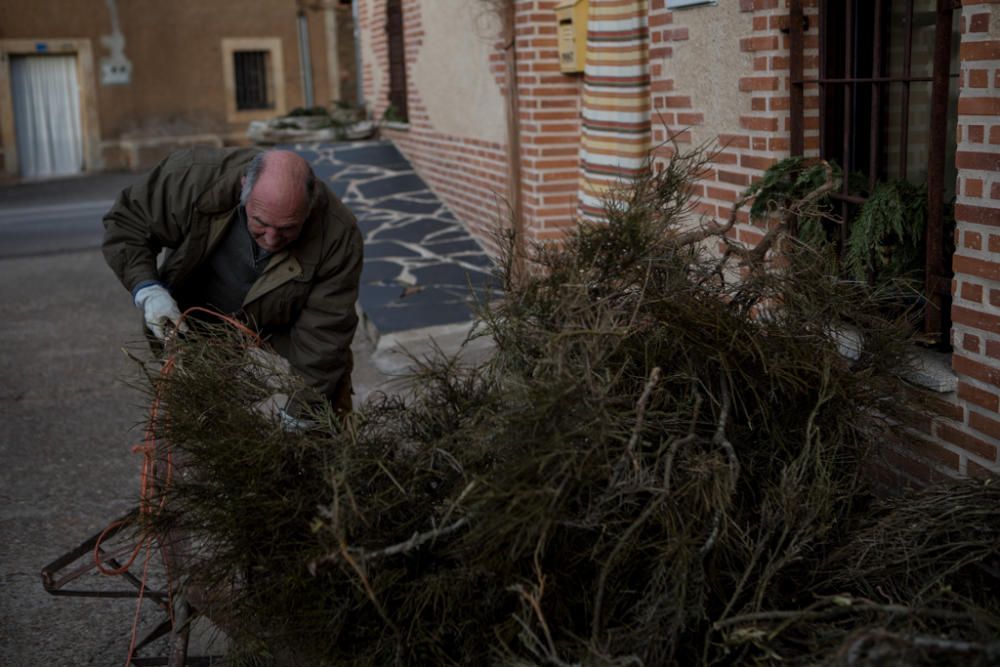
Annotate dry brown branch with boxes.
[719,159,839,271]
[843,629,1000,665]
[510,554,567,666]
[701,372,739,556]
[590,492,668,646]
[715,597,983,632]
[622,366,662,475]
[660,388,704,493]
[671,193,747,248]
[333,536,400,637]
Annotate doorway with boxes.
[10,54,84,179]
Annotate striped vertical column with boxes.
[577,0,651,220]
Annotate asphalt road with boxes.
[0,200,114,259]
[0,175,395,665]
[0,171,134,260]
[0,245,173,665]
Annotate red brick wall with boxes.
[941,1,1000,480]
[647,0,999,485]
[358,0,583,251]
[356,0,1000,483]
[648,0,820,249]
[356,0,509,253]
[514,0,584,243]
[357,0,582,253]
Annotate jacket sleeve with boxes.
[286,218,364,408]
[101,150,200,293]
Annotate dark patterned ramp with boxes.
[282,141,498,340]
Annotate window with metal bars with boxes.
[234,50,273,111]
[385,0,408,122]
[789,0,962,345]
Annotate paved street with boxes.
[0,171,135,258]
[0,200,114,258]
[0,245,172,665]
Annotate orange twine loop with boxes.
[90,306,261,666]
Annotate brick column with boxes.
[514,0,585,243]
[947,0,1000,477]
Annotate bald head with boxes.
[241,150,314,210]
[241,150,316,253]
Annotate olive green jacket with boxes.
[102,146,363,408]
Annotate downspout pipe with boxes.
[503,0,525,283]
[353,0,364,109]
[324,2,341,104]
[298,10,315,108]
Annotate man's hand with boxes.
[253,392,313,432]
[134,284,188,340]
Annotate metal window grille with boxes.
[789,0,961,344]
[234,50,273,111]
[385,0,408,122]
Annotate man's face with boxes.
[244,184,307,253]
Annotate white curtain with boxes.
[11,55,83,179]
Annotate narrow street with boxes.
[0,242,164,665]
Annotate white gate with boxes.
[10,54,83,179]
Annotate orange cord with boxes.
[89,306,262,666]
[123,540,155,663]
[180,306,263,345]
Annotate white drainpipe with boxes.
[297,10,315,108]
[352,0,363,108]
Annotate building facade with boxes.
[0,0,356,178]
[356,0,1000,484]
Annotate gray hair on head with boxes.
[240,150,319,213]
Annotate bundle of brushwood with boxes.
[144,147,1000,666]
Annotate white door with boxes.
[10,54,83,179]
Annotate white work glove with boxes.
[133,284,188,341]
[253,393,313,432]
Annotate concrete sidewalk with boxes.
[288,140,499,373]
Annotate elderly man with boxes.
[102,146,363,412]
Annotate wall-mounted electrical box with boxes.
[555,0,588,74]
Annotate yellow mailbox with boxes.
[555,0,588,74]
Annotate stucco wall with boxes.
[655,3,754,146]
[102,0,313,139]
[356,0,513,254]
[411,1,505,144]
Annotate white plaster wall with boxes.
[411,0,505,143]
[662,4,755,145]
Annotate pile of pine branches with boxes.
[142,147,999,666]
